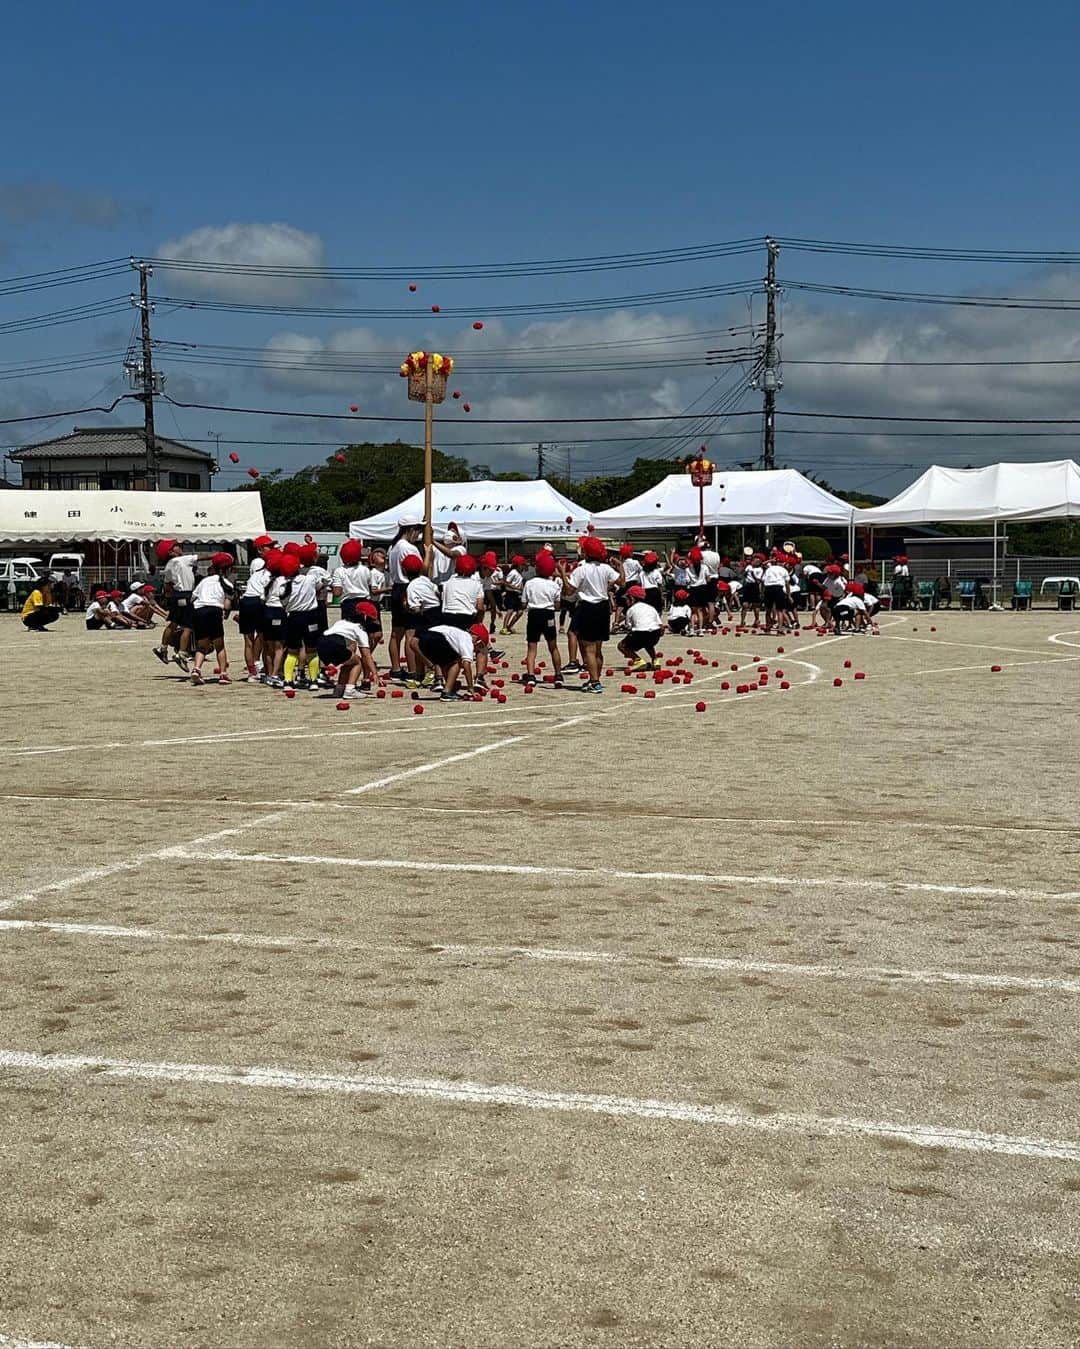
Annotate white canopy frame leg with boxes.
[992,519,999,609]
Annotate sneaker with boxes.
[266,675,285,689]
[343,688,366,700]
[588,681,603,693]
[217,673,232,685]
[488,646,505,661]
[191,670,204,686]
[247,673,262,684]
[562,661,582,675]
[405,678,420,690]
[392,667,409,683]
[475,676,489,690]
[431,680,446,695]
[173,651,191,672]
[523,675,536,688]
[420,671,435,688]
[554,677,565,689]
[440,690,460,701]
[629,658,650,672]
[152,646,169,665]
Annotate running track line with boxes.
[3,917,1077,995]
[169,849,1080,902]
[2,1048,1078,1162]
[0,1333,83,1349]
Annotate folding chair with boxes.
[1058,580,1078,612]
[958,579,977,611]
[916,580,937,611]
[1011,580,1033,611]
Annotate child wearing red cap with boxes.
[478,551,500,635]
[190,553,236,685]
[85,590,118,630]
[561,538,622,693]
[152,539,216,671]
[499,555,526,635]
[332,538,372,622]
[260,551,288,686]
[640,551,665,614]
[388,519,424,682]
[318,610,379,699]
[238,543,277,680]
[522,551,564,689]
[685,547,710,635]
[281,550,324,689]
[440,553,485,629]
[667,588,692,635]
[416,622,489,700]
[618,585,663,670]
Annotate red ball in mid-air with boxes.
[228,451,239,464]
[452,390,461,399]
[247,467,260,479]
[431,304,440,313]
[473,321,484,330]
[409,283,417,292]
[349,404,358,413]
[462,403,471,412]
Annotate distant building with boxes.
[7,426,217,492]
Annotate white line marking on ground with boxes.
[879,633,1055,656]
[169,849,1080,902]
[0,1331,85,1349]
[0,858,159,916]
[1048,630,1080,649]
[4,917,1077,995]
[3,1048,1078,1162]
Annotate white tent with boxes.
[590,469,854,530]
[852,460,1080,524]
[0,490,266,544]
[349,479,590,541]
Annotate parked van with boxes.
[0,557,43,610]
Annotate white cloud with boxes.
[154,222,336,302]
[0,180,130,228]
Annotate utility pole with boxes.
[128,259,162,490]
[762,237,781,471]
[536,442,545,479]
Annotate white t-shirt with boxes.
[432,545,466,585]
[570,562,618,603]
[491,567,505,587]
[283,572,320,613]
[893,563,910,578]
[622,558,644,585]
[801,563,823,578]
[523,577,561,610]
[307,564,331,594]
[823,574,848,599]
[836,594,866,613]
[193,575,232,609]
[163,554,197,592]
[332,563,371,598]
[503,567,524,593]
[429,624,475,661]
[265,576,287,609]
[369,567,388,598]
[243,566,273,600]
[625,600,662,632]
[762,564,790,588]
[440,574,484,615]
[121,591,146,614]
[389,540,423,585]
[863,592,880,612]
[641,566,665,590]
[700,549,720,579]
[406,575,441,612]
[667,603,691,622]
[85,600,107,621]
[324,619,370,648]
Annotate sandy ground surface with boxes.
[1,609,1078,1348]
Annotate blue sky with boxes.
[4,0,1080,495]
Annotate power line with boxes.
[776,236,1080,263]
[781,279,1080,312]
[154,279,763,321]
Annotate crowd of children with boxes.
[102,524,873,699]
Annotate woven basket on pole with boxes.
[408,368,449,404]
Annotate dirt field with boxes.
[1,609,1078,1349]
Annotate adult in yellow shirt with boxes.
[21,582,61,632]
